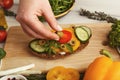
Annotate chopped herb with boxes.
[49,0,74,16]
[65,43,73,53]
[3,0,74,21]
[44,40,60,55]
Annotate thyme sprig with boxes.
[80,8,118,23]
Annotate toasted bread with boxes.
[29,42,88,59]
[28,26,91,59]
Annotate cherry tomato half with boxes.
[0,0,13,9]
[57,30,72,44]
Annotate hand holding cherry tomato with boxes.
[57,30,72,44]
[0,0,14,9]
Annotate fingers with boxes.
[42,2,62,31]
[16,0,62,40]
[20,23,46,39]
[16,14,60,40]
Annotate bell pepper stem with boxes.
[100,49,113,59]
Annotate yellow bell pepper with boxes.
[83,56,120,80]
[46,66,80,80]
[0,9,8,29]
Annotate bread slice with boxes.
[29,42,89,59]
[28,26,91,59]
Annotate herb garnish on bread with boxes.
[28,25,92,59]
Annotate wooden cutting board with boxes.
[1,23,120,73]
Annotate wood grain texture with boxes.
[1,23,120,73]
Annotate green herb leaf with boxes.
[49,0,74,15]
[0,48,6,59]
[65,43,73,53]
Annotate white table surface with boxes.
[1,0,120,48]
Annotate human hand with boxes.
[16,0,62,40]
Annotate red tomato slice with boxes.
[58,30,72,44]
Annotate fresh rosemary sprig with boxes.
[80,8,118,23]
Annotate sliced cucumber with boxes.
[75,27,89,43]
[29,39,46,53]
[80,26,92,38]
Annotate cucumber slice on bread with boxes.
[80,26,92,38]
[28,26,92,59]
[29,39,46,53]
[75,26,92,43]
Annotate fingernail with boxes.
[54,35,60,41]
[55,38,59,41]
[57,25,62,31]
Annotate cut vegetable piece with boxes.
[29,39,46,53]
[75,27,89,43]
[57,30,72,44]
[80,26,92,38]
[64,27,80,51]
